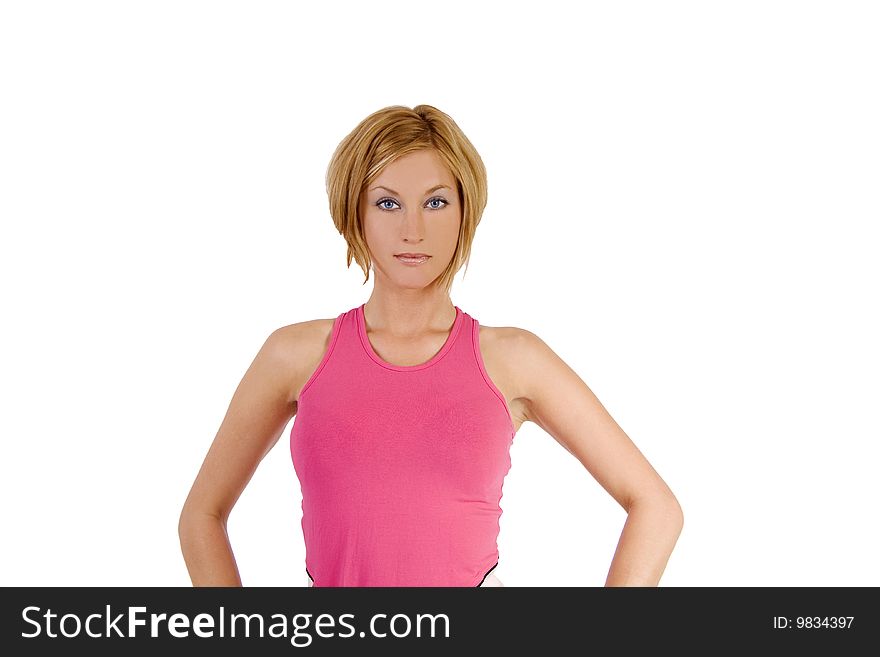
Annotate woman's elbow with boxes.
[660,490,684,537]
[178,500,220,544]
[638,487,684,530]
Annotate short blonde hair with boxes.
[325,104,488,293]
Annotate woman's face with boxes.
[360,149,461,289]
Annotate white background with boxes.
[2,1,877,587]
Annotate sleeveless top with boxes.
[289,303,516,587]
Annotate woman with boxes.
[178,104,683,587]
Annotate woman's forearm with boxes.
[178,511,243,586]
[604,495,684,586]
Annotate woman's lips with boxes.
[394,255,431,266]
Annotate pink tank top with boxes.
[289,303,516,586]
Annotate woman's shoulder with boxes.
[477,322,540,376]
[269,316,337,352]
[277,316,337,338]
[478,322,558,385]
[478,322,536,352]
[477,324,539,431]
[271,317,338,404]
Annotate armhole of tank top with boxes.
[297,312,344,403]
[471,320,516,439]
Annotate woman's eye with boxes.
[376,197,449,211]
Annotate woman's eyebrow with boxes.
[369,184,451,195]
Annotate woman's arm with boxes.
[178,326,303,586]
[603,490,683,586]
[512,328,684,586]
